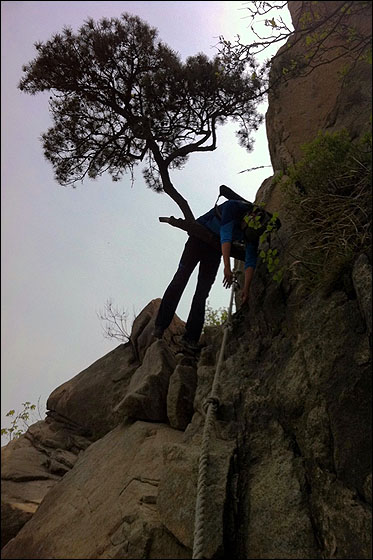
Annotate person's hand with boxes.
[223,266,233,289]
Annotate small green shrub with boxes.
[243,204,284,283]
[283,128,372,292]
[258,212,284,283]
[204,301,228,329]
[1,401,40,442]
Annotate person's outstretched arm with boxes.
[222,241,233,288]
[241,242,257,305]
[220,201,239,289]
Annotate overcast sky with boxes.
[1,1,291,441]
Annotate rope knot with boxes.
[203,396,220,413]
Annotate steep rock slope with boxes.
[2,1,371,558]
[266,0,372,172]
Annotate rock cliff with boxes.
[2,2,371,558]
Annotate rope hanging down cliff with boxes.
[192,274,239,560]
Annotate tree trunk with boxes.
[149,141,195,222]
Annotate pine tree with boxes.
[19,13,264,221]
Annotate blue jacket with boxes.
[197,200,258,269]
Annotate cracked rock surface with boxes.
[2,2,371,556]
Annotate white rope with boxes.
[192,276,238,559]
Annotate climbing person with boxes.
[153,186,258,351]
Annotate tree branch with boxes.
[164,129,214,166]
[149,140,195,221]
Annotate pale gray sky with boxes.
[1,1,291,441]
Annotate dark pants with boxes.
[155,236,221,342]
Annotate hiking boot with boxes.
[153,326,164,339]
[181,337,200,354]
